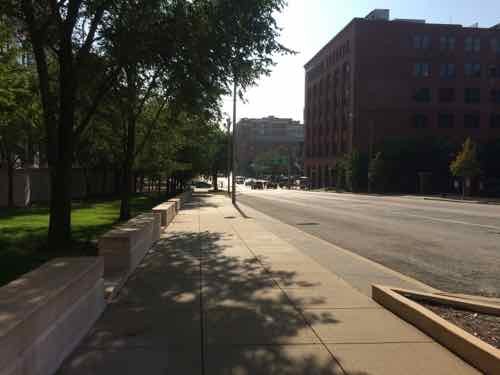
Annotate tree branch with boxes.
[134,100,167,158]
[134,69,162,120]
[21,0,58,165]
[76,4,105,65]
[74,66,120,138]
[67,0,84,31]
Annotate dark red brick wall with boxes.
[304,18,500,187]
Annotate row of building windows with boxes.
[307,41,351,81]
[307,63,351,99]
[412,113,500,129]
[413,87,500,103]
[414,62,500,78]
[412,34,500,53]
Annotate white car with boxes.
[244,178,256,186]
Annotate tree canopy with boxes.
[1,0,290,250]
[450,137,481,179]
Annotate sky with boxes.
[221,0,500,124]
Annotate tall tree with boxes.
[1,0,122,249]
[1,0,290,250]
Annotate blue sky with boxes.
[222,0,500,123]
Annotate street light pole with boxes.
[231,79,237,204]
[226,118,231,195]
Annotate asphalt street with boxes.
[237,188,500,297]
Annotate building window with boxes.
[440,36,455,50]
[414,62,431,77]
[439,63,456,78]
[413,35,430,49]
[464,113,480,128]
[413,88,431,102]
[438,113,454,128]
[491,114,500,128]
[490,89,500,103]
[412,114,428,128]
[491,38,500,54]
[489,65,499,78]
[465,88,481,103]
[344,62,351,74]
[439,88,455,102]
[465,36,480,52]
[464,63,481,78]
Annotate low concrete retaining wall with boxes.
[98,212,161,278]
[152,201,177,227]
[98,190,192,298]
[0,257,105,375]
[168,189,192,211]
[153,189,192,227]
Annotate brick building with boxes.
[304,9,500,188]
[236,116,304,176]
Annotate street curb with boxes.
[236,200,438,294]
[372,284,500,375]
[423,197,500,205]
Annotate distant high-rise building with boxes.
[304,9,500,188]
[236,116,304,176]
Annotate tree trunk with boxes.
[7,160,14,208]
[83,168,91,199]
[47,48,75,252]
[141,174,146,192]
[119,128,135,221]
[114,169,120,195]
[120,158,133,221]
[48,155,73,251]
[213,171,218,191]
[101,169,107,195]
[120,109,136,220]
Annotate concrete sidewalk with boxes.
[59,192,479,374]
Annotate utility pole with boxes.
[232,79,237,204]
[226,118,231,195]
[287,146,292,189]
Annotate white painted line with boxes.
[403,213,500,231]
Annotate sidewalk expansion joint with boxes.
[224,208,348,375]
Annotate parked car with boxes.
[235,176,245,184]
[191,180,212,188]
[245,178,256,187]
[267,182,278,189]
[296,177,310,190]
[252,180,266,189]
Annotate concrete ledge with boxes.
[153,190,192,227]
[372,284,500,374]
[0,257,105,375]
[168,189,192,211]
[395,287,500,316]
[98,212,161,278]
[152,201,177,227]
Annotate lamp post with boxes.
[225,117,231,195]
[231,79,237,204]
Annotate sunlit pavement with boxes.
[59,192,479,374]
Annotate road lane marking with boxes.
[240,193,500,231]
[403,213,500,231]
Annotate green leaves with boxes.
[450,138,481,179]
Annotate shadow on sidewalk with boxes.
[58,198,369,375]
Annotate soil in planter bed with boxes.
[418,301,500,349]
